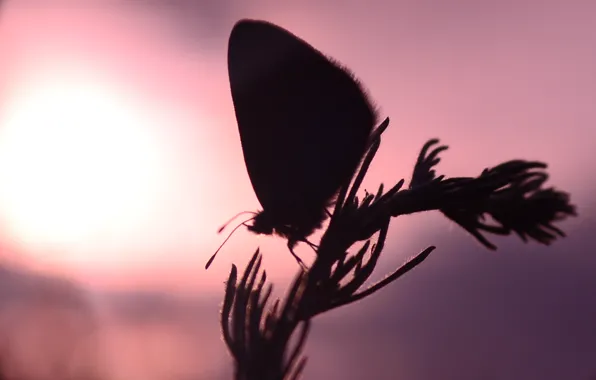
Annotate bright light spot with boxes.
[0,72,168,260]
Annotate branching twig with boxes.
[219,119,577,380]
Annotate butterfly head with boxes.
[246,210,276,235]
[246,210,303,239]
[247,208,325,243]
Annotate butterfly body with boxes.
[227,19,379,258]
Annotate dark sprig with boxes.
[403,140,577,249]
[221,120,577,380]
[221,250,310,380]
[409,138,448,189]
[367,139,577,249]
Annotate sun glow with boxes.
[0,70,169,257]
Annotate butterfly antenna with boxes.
[206,217,255,269]
[217,211,256,233]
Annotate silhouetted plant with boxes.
[217,117,576,380]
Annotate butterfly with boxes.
[206,19,382,269]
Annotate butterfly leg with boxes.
[304,239,319,251]
[287,240,308,270]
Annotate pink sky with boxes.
[0,2,595,380]
[0,1,593,294]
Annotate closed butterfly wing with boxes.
[228,19,378,238]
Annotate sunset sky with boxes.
[0,1,595,379]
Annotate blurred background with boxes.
[0,0,594,379]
